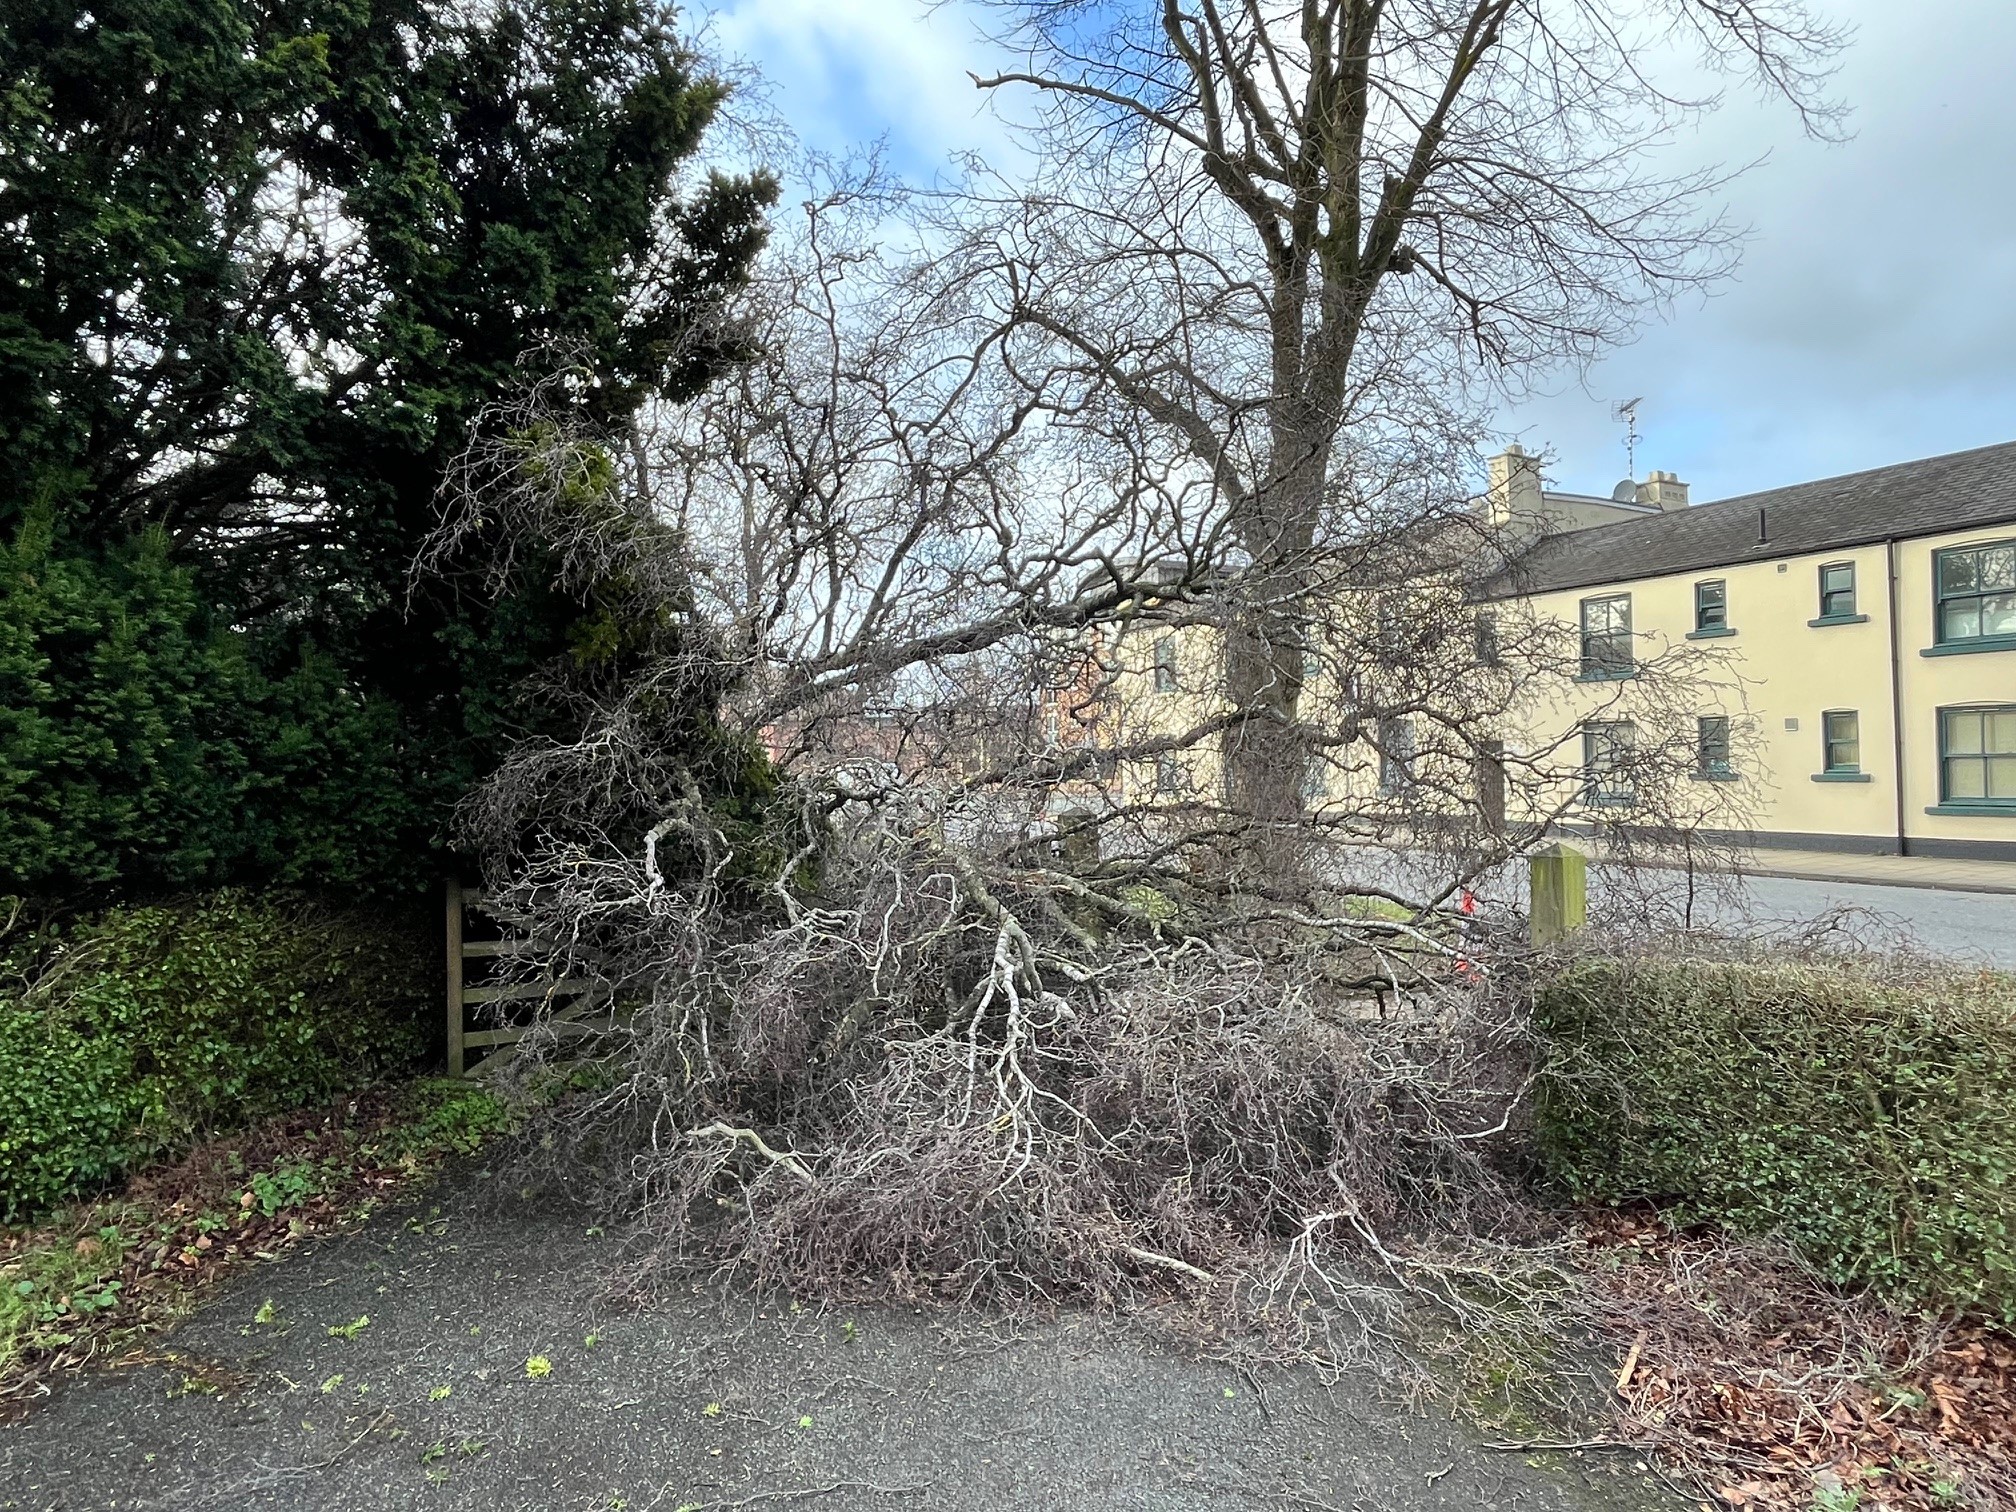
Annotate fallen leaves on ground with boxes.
[0,1082,497,1417]
[1578,1206,2014,1512]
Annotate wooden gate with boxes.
[445,879,614,1078]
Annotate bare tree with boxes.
[945,0,1843,842]
[402,0,1853,1367]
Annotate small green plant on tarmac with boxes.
[429,1385,452,1401]
[327,1314,370,1339]
[525,1354,552,1378]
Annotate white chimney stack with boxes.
[1635,470,1689,511]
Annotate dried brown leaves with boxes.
[1578,1207,2015,1512]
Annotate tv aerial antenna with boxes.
[1610,397,1644,480]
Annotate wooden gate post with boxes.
[1529,842,1587,947]
[445,877,465,1079]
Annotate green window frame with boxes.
[1378,716,1415,794]
[1152,635,1179,692]
[1696,715,1732,777]
[1933,539,2016,646]
[1578,593,1633,679]
[1693,579,1727,633]
[1473,611,1501,667]
[1581,720,1635,805]
[1938,705,2016,807]
[1303,753,1329,801]
[1822,709,1861,774]
[1817,561,1857,620]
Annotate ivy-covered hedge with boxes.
[1535,953,2016,1321]
[0,893,431,1220]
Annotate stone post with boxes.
[1529,842,1587,946]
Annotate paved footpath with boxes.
[0,1172,1675,1512]
[1673,847,2016,896]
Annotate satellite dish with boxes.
[1612,480,1638,503]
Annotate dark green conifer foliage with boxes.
[0,0,776,898]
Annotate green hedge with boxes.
[0,893,430,1220]
[1535,953,2016,1321]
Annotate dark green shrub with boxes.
[0,523,441,900]
[0,893,430,1219]
[1534,953,2016,1320]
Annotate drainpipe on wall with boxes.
[1885,538,1907,857]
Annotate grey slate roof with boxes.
[1484,438,2016,599]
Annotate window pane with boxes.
[1984,594,2016,637]
[1990,757,2016,799]
[1822,564,1851,592]
[1940,551,1979,595]
[1982,547,2016,591]
[1583,595,1628,635]
[1943,601,1982,641]
[1948,711,1985,755]
[1696,581,1726,628]
[1949,758,1988,799]
[1699,716,1730,768]
[1990,710,2016,755]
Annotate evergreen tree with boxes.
[0,0,775,897]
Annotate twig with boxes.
[1123,1245,1217,1285]
[690,1123,817,1185]
[697,1480,932,1508]
[1482,1438,1639,1452]
[1614,1329,1647,1394]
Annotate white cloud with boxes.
[701,0,1020,176]
[703,0,2016,503]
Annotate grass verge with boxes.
[0,1077,510,1415]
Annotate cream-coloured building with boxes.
[1480,439,2016,862]
[1076,439,2016,865]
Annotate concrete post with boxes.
[1529,842,1587,946]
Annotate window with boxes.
[1939,705,2016,806]
[1578,594,1633,678]
[1378,716,1415,794]
[1154,752,1184,793]
[1474,611,1501,667]
[1697,715,1732,777]
[1817,561,1857,620]
[1373,596,1405,665]
[1933,539,2016,646]
[1822,710,1861,774]
[1152,635,1179,692]
[1693,579,1727,633]
[1582,721,1635,804]
[1303,754,1329,801]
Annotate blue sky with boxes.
[698,0,2016,505]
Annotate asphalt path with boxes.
[0,1173,1675,1512]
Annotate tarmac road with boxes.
[0,1173,1675,1512]
[1726,872,2016,966]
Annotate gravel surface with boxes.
[0,1173,1677,1512]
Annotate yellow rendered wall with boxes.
[1510,524,2016,854]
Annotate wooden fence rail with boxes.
[445,878,614,1078]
